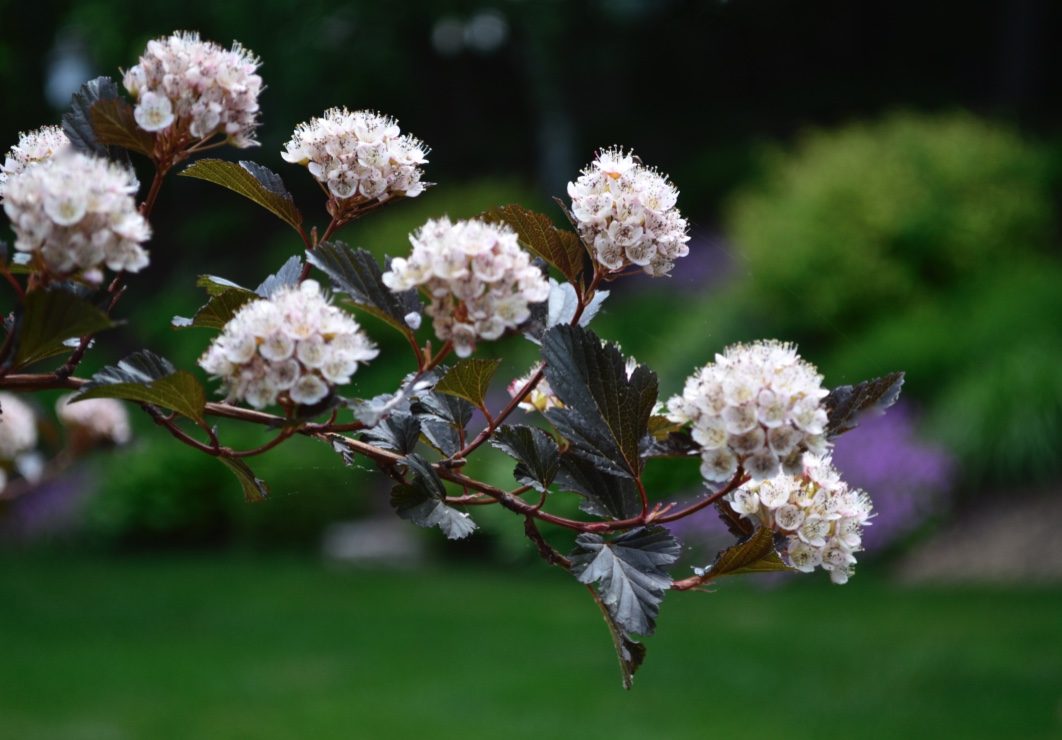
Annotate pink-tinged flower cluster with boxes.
[2,150,150,278]
[0,392,38,494]
[198,280,379,409]
[56,395,132,445]
[0,125,70,197]
[727,454,873,584]
[666,340,829,483]
[281,107,428,203]
[123,31,262,147]
[567,147,690,277]
[382,217,550,357]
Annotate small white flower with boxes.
[56,395,132,445]
[0,393,38,461]
[0,125,70,197]
[725,453,873,584]
[133,91,175,132]
[282,107,428,204]
[3,151,150,277]
[199,280,378,409]
[567,146,689,277]
[124,31,262,147]
[382,216,549,358]
[667,340,829,483]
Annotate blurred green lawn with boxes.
[1,554,1060,739]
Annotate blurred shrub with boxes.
[725,111,1057,340]
[82,426,374,549]
[924,343,1062,485]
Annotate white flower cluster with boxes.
[57,395,132,445]
[727,454,873,584]
[198,280,378,409]
[382,217,550,357]
[0,393,38,493]
[567,147,690,277]
[0,125,70,197]
[666,340,829,483]
[2,150,150,277]
[123,31,262,147]
[281,107,428,203]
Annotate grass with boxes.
[1,552,1060,739]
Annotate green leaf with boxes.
[433,358,501,413]
[390,454,476,539]
[13,289,116,369]
[89,97,156,157]
[824,372,905,439]
[196,274,251,296]
[172,287,258,330]
[180,159,303,230]
[701,526,790,580]
[585,584,646,691]
[480,204,588,284]
[75,350,206,425]
[569,525,679,637]
[217,455,270,503]
[542,325,659,478]
[491,425,560,493]
[305,242,421,337]
[555,454,641,520]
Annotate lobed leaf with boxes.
[586,585,646,691]
[715,499,755,539]
[61,77,139,164]
[255,255,303,298]
[305,242,421,337]
[12,288,116,370]
[172,287,257,331]
[358,391,422,456]
[196,274,250,296]
[701,526,790,580]
[569,525,680,637]
[480,204,588,285]
[824,371,905,439]
[541,325,658,478]
[555,454,642,520]
[217,455,270,503]
[180,159,303,230]
[75,349,206,425]
[240,160,294,201]
[491,425,560,493]
[89,97,156,157]
[432,358,501,413]
[389,454,477,539]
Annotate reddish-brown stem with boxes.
[654,471,749,524]
[228,426,296,458]
[454,367,543,460]
[140,167,168,218]
[524,516,571,569]
[424,340,452,372]
[1,261,24,301]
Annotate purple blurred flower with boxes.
[830,402,954,550]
